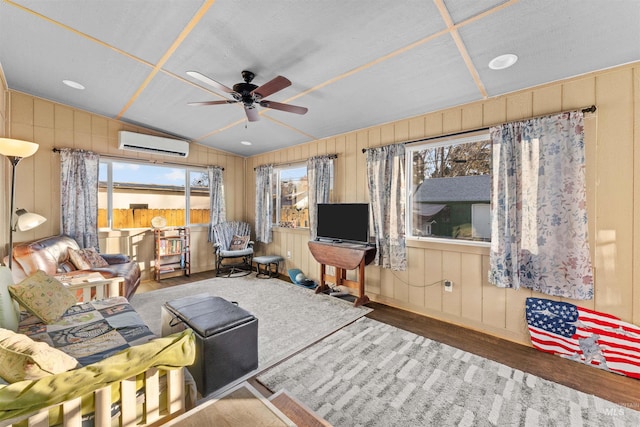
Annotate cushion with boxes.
[0,328,79,382]
[68,248,91,270]
[69,247,108,269]
[57,260,76,273]
[229,235,250,251]
[8,271,77,323]
[0,267,19,331]
[81,247,109,268]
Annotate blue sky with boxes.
[279,165,307,180]
[99,162,206,186]
[101,163,184,185]
[99,161,306,185]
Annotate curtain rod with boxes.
[361,105,597,153]
[254,153,338,170]
[52,147,223,170]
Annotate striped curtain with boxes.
[207,166,226,242]
[489,111,594,300]
[255,164,274,243]
[307,155,334,240]
[60,149,99,249]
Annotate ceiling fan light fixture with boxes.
[62,79,85,90]
[187,70,307,122]
[488,54,518,70]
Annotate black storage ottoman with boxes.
[162,294,258,396]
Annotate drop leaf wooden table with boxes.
[308,240,376,307]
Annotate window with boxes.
[188,170,210,225]
[407,132,491,242]
[98,159,209,229]
[272,164,309,228]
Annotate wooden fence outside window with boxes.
[98,209,210,229]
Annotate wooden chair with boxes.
[212,221,254,277]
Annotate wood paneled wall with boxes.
[3,62,640,346]
[2,91,246,280]
[247,62,640,345]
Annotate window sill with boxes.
[99,224,207,234]
[273,227,310,235]
[406,236,490,254]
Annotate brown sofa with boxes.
[10,234,141,299]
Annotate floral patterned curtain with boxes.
[59,149,99,249]
[489,111,593,300]
[307,155,334,240]
[255,164,274,243]
[207,166,226,242]
[366,144,406,270]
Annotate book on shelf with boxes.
[159,238,183,255]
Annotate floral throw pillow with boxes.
[81,247,109,267]
[69,247,108,269]
[68,248,91,270]
[8,270,77,323]
[0,328,78,382]
[229,235,250,251]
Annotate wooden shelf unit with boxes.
[154,227,190,281]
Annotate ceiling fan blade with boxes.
[186,71,236,94]
[245,106,260,122]
[259,100,308,115]
[251,76,291,99]
[187,100,237,106]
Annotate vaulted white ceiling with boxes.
[1,0,639,156]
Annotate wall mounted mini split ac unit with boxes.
[118,131,189,157]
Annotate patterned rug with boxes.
[129,276,371,371]
[257,317,640,426]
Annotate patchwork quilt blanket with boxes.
[18,296,155,366]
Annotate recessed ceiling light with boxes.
[488,54,518,70]
[240,141,252,146]
[62,79,85,90]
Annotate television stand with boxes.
[307,240,376,307]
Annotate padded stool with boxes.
[253,255,284,278]
[161,294,258,396]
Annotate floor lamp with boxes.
[0,138,41,270]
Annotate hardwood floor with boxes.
[142,272,640,410]
[366,302,640,410]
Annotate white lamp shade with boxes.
[15,209,47,231]
[0,138,39,158]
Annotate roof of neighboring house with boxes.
[414,175,490,203]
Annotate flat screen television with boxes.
[316,203,369,244]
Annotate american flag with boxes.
[525,297,640,379]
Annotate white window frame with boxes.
[405,131,491,247]
[99,158,209,229]
[272,163,309,228]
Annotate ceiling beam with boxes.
[116,0,217,119]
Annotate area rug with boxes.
[257,317,640,427]
[129,276,371,370]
